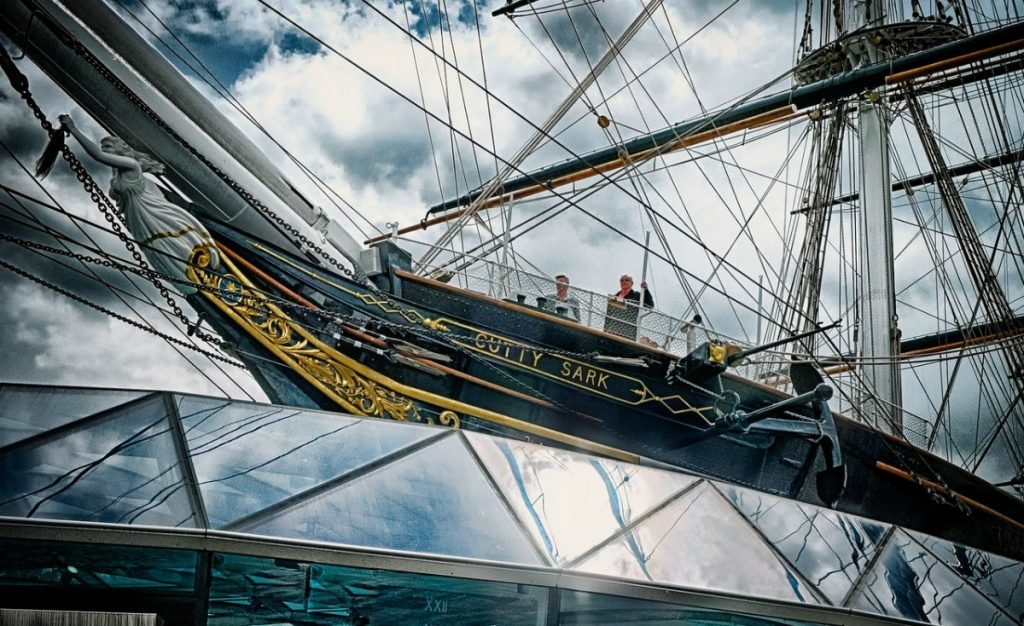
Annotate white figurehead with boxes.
[59,114,220,292]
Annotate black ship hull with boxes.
[193,221,1024,561]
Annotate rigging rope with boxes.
[0,43,231,350]
[115,0,381,240]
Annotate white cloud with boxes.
[3,0,1021,483]
[5,282,262,398]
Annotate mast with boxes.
[851,1,901,434]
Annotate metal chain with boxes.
[0,255,243,367]
[831,0,844,35]
[4,227,622,422]
[5,15,710,428]
[37,22,361,284]
[0,43,226,347]
[19,14,569,363]
[798,0,814,57]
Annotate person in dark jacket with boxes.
[604,274,653,339]
[614,274,654,308]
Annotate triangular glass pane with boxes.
[176,395,441,528]
[573,481,817,604]
[243,435,545,565]
[466,431,698,566]
[849,529,1015,625]
[0,385,149,448]
[720,482,889,605]
[0,395,194,527]
[910,531,1024,623]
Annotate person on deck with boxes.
[545,274,581,321]
[603,274,653,339]
[59,114,219,292]
[615,274,654,309]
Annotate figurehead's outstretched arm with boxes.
[59,115,140,173]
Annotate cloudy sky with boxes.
[0,0,802,395]
[0,0,1021,480]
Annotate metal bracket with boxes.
[669,362,847,507]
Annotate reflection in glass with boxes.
[721,482,888,605]
[0,396,194,527]
[850,530,1015,625]
[573,481,817,604]
[210,552,547,625]
[558,589,822,625]
[243,435,545,564]
[0,385,149,448]
[466,432,698,566]
[0,538,196,590]
[912,532,1024,623]
[177,395,438,527]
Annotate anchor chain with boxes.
[0,254,242,367]
[3,17,717,432]
[37,19,362,284]
[0,43,225,348]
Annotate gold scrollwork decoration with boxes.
[188,249,426,425]
[422,318,450,332]
[437,410,461,428]
[191,244,216,269]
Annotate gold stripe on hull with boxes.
[187,247,640,464]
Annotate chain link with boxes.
[1,43,227,347]
[38,23,362,284]
[0,255,243,367]
[4,14,707,436]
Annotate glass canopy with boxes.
[0,383,1021,626]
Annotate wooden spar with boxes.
[823,327,1024,376]
[364,104,799,244]
[829,148,1024,207]
[885,37,1024,84]
[423,20,1024,219]
[875,461,1024,531]
[218,242,318,310]
[487,104,801,208]
[417,0,667,271]
[219,241,586,412]
[492,0,543,17]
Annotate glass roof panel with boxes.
[209,553,548,626]
[466,431,698,566]
[720,482,889,605]
[909,531,1024,621]
[572,481,818,604]
[0,538,196,590]
[849,529,1015,625]
[557,589,824,625]
[243,434,545,564]
[0,395,195,527]
[0,385,150,448]
[176,395,439,528]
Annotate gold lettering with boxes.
[585,369,597,386]
[561,361,572,377]
[571,365,585,381]
[474,333,488,350]
[531,351,543,367]
[597,372,609,389]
